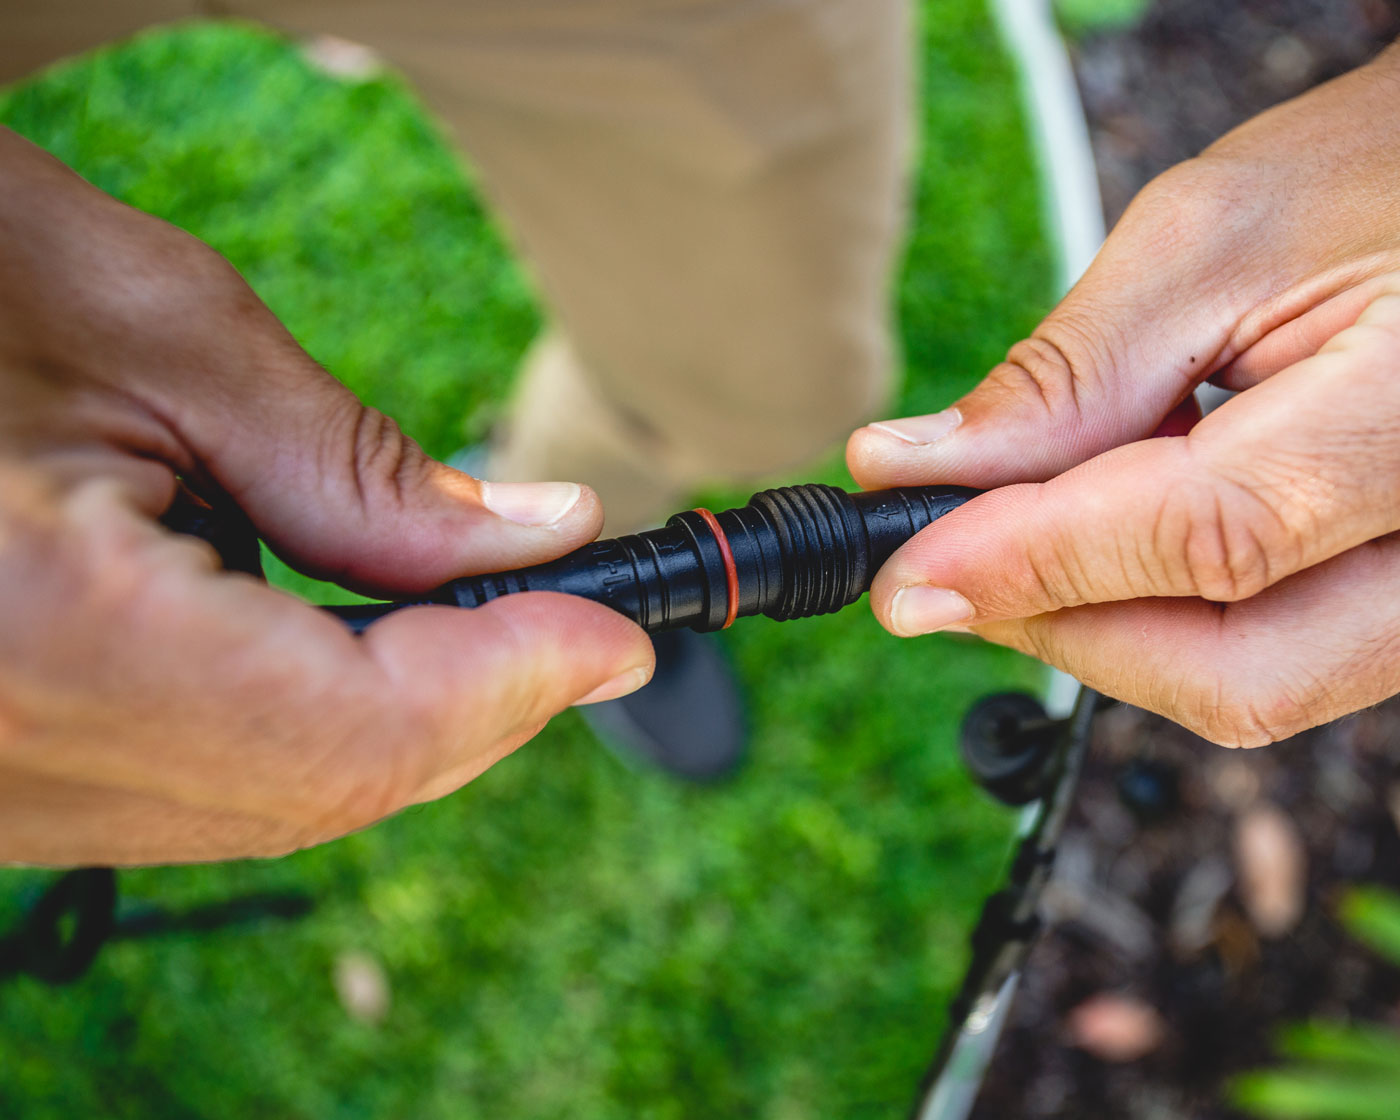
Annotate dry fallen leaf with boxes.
[1066,993,1166,1063]
[1169,856,1233,958]
[334,949,391,1024]
[301,36,383,81]
[1234,802,1307,938]
[1208,757,1261,811]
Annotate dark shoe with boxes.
[579,628,746,782]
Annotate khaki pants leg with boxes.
[0,1,203,83]
[3,0,912,532]
[215,0,914,530]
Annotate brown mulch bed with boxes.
[971,705,1400,1119]
[969,4,1400,1117]
[1073,0,1400,225]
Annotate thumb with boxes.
[845,136,1383,491]
[868,277,1400,635]
[352,590,655,809]
[171,340,604,597]
[849,182,1246,490]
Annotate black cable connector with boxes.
[327,483,979,635]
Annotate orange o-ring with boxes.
[693,508,739,629]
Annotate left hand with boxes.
[0,127,653,866]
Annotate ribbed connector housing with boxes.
[324,483,980,635]
[748,484,867,621]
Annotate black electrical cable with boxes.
[327,483,980,634]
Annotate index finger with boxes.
[867,287,1400,635]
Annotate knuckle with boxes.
[244,830,318,861]
[471,601,571,714]
[1182,513,1272,602]
[1197,689,1306,750]
[1173,659,1314,749]
[487,630,564,732]
[1155,477,1295,602]
[348,406,431,510]
[111,225,241,321]
[1021,530,1096,611]
[324,773,408,836]
[986,308,1121,429]
[991,333,1087,421]
[1013,615,1067,672]
[1193,698,1278,749]
[1122,158,1243,258]
[307,744,417,840]
[53,495,150,621]
[292,696,436,841]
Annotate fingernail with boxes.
[867,409,962,446]
[888,586,974,637]
[573,666,652,706]
[480,481,581,527]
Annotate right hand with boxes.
[853,42,1400,492]
[847,44,1400,746]
[0,127,654,867]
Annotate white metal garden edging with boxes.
[989,0,1104,716]
[990,0,1106,289]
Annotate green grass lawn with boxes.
[0,11,1053,1118]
